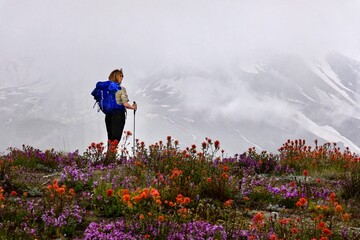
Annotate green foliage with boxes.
[91,181,127,217]
[6,145,60,172]
[341,162,360,200]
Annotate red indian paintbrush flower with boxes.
[296,197,307,207]
[224,199,233,207]
[122,194,131,202]
[10,191,18,196]
[214,140,220,149]
[252,212,263,224]
[106,189,114,197]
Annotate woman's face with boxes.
[117,74,123,83]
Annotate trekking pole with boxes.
[133,101,136,157]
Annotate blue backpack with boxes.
[91,81,125,114]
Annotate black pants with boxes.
[105,110,126,143]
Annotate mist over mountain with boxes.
[131,52,360,154]
[1,52,359,155]
[1,1,360,155]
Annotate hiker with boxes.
[105,69,137,149]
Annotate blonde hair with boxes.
[108,69,123,83]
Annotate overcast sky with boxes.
[1,0,360,152]
[1,0,360,81]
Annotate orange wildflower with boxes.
[291,227,299,234]
[269,233,277,240]
[106,189,114,197]
[183,197,191,204]
[126,201,133,208]
[300,197,307,204]
[329,192,336,202]
[321,205,329,212]
[122,194,131,202]
[221,172,229,179]
[170,168,183,179]
[177,208,188,214]
[303,169,309,177]
[134,161,142,166]
[224,199,233,207]
[23,192,28,197]
[342,213,350,221]
[69,188,76,196]
[158,215,165,222]
[139,214,144,220]
[156,199,162,206]
[253,212,263,224]
[296,197,307,207]
[144,234,150,239]
[176,194,183,204]
[140,191,147,199]
[47,185,53,190]
[0,188,5,201]
[143,188,150,195]
[322,228,331,236]
[10,191,18,196]
[133,195,142,202]
[335,204,343,213]
[223,165,229,171]
[150,188,160,198]
[279,218,291,225]
[207,177,212,183]
[317,221,326,229]
[122,189,130,195]
[57,188,65,195]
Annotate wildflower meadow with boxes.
[0,132,359,239]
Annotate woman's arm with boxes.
[123,102,137,110]
[116,87,137,110]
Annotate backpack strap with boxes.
[93,101,101,112]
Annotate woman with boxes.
[106,69,137,150]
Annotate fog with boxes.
[1,0,360,154]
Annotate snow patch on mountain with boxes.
[234,129,262,150]
[294,112,360,152]
[145,113,159,119]
[308,59,358,106]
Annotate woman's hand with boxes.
[132,102,137,111]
